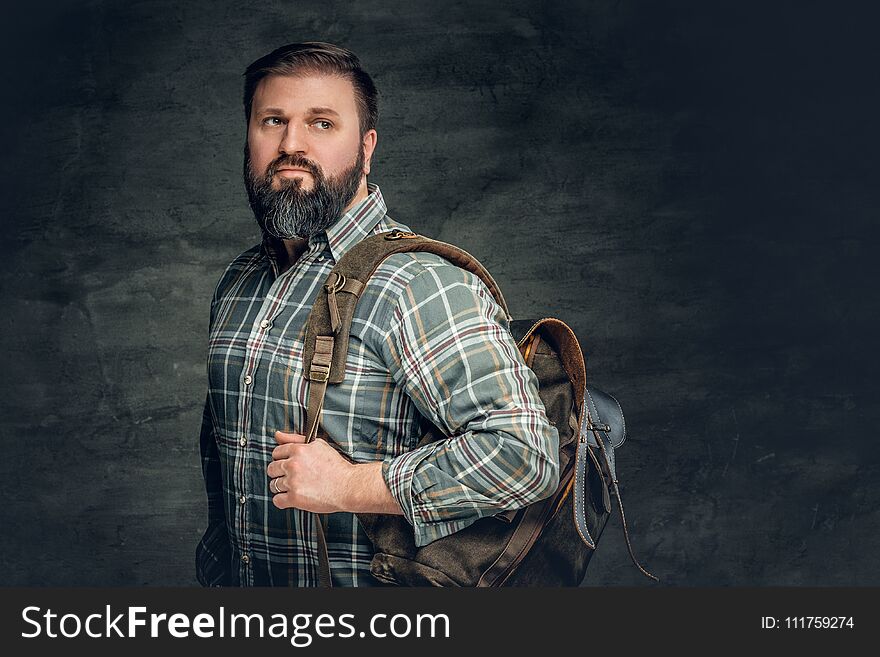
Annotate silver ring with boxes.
[270,478,278,494]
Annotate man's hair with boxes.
[243,42,378,135]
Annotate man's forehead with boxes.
[252,73,357,113]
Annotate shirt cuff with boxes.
[382,445,483,548]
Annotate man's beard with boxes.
[244,146,365,240]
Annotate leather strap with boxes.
[303,327,337,587]
[476,484,564,587]
[304,273,364,587]
[304,332,336,588]
[323,272,365,335]
[313,513,333,588]
[305,335,335,443]
[577,390,659,582]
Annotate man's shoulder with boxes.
[225,242,265,270]
[211,242,267,301]
[356,248,497,327]
[371,249,485,294]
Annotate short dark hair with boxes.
[243,42,378,135]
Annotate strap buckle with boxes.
[309,364,330,382]
[323,271,346,293]
[581,415,611,442]
[587,420,611,433]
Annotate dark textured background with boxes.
[1,0,877,586]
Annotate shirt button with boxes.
[238,495,247,505]
[259,319,270,329]
[239,436,247,447]
[244,375,252,385]
[240,554,250,565]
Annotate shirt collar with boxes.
[324,182,388,263]
[260,183,388,272]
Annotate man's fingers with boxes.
[275,430,307,445]
[272,492,291,509]
[266,460,285,479]
[271,442,304,460]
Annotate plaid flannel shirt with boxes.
[196,184,559,586]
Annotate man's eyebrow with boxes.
[255,107,287,117]
[304,106,341,117]
[254,106,342,118]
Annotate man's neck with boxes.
[278,237,309,273]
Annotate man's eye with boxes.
[263,117,283,126]
[313,120,332,130]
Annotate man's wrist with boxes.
[342,461,403,515]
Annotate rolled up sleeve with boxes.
[380,263,559,547]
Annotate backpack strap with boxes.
[300,229,510,586]
[302,228,510,410]
[580,391,659,581]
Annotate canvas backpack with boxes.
[300,229,657,586]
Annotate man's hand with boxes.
[267,431,404,516]
[267,431,356,513]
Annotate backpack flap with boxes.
[573,385,622,549]
[576,386,660,581]
[581,386,625,483]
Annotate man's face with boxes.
[244,73,377,239]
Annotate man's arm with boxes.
[376,262,560,546]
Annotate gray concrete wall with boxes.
[1,0,877,585]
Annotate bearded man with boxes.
[195,42,559,587]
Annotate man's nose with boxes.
[279,123,308,155]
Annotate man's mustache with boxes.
[267,155,322,179]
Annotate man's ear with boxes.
[362,129,378,175]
